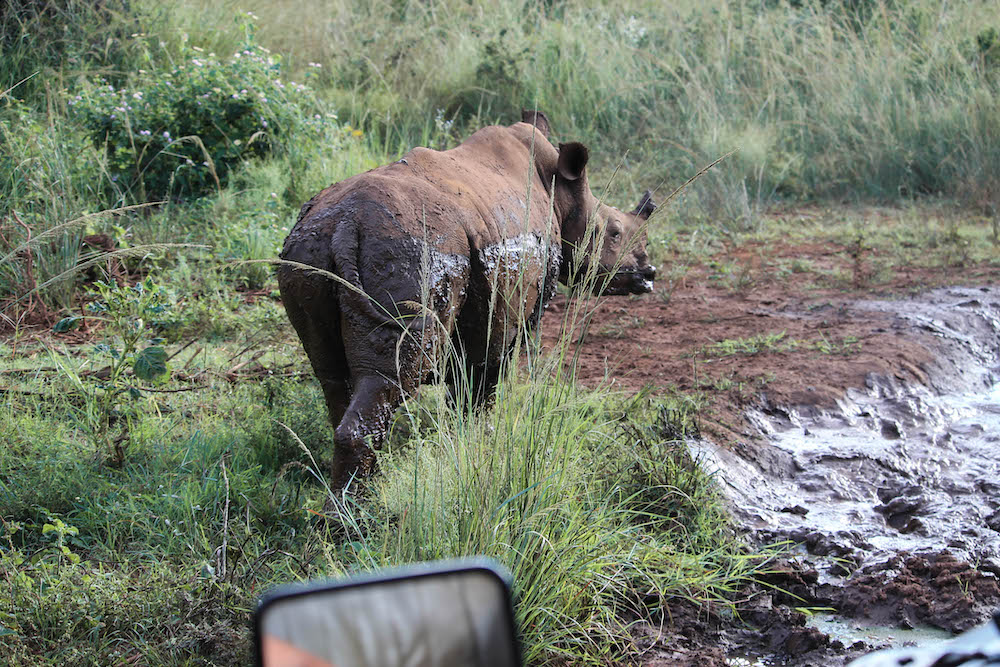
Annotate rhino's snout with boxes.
[629,264,656,294]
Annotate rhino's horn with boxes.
[632,190,657,220]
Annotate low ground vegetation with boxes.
[2,0,998,664]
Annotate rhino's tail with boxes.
[329,217,402,328]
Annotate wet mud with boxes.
[699,287,1000,664]
[542,283,1000,665]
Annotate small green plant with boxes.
[793,606,837,617]
[813,333,860,355]
[941,218,973,267]
[54,276,173,465]
[707,258,756,292]
[40,517,83,567]
[846,222,872,288]
[971,26,1000,71]
[596,313,646,339]
[700,331,790,358]
[701,373,738,392]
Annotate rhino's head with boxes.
[549,141,657,296]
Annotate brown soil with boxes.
[539,230,1000,666]
[822,552,1000,633]
[541,241,998,445]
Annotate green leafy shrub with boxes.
[71,21,340,201]
[972,27,1000,72]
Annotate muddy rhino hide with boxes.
[277,110,656,489]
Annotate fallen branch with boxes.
[133,384,209,394]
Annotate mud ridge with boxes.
[692,286,1000,664]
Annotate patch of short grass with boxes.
[700,332,791,358]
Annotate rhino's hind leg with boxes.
[280,278,351,427]
[331,374,402,489]
[331,318,431,490]
[456,357,504,410]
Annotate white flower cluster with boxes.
[623,15,647,48]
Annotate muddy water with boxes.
[695,287,1000,661]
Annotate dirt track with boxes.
[540,234,1000,665]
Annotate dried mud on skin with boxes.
[539,245,1000,665]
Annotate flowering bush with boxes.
[71,25,337,201]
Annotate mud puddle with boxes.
[697,286,1000,664]
[804,613,951,651]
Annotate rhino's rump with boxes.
[281,124,563,379]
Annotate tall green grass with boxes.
[0,108,114,312]
[318,375,755,664]
[0,0,153,103]
[162,0,999,219]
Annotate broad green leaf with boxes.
[133,346,168,381]
[53,316,82,333]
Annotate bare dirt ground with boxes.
[542,243,996,441]
[539,222,1000,666]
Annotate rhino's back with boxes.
[280,170,473,272]
[409,124,559,250]
[280,122,560,331]
[287,123,556,262]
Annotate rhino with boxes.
[278,110,657,489]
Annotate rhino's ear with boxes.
[521,109,550,138]
[631,190,657,220]
[556,142,589,182]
